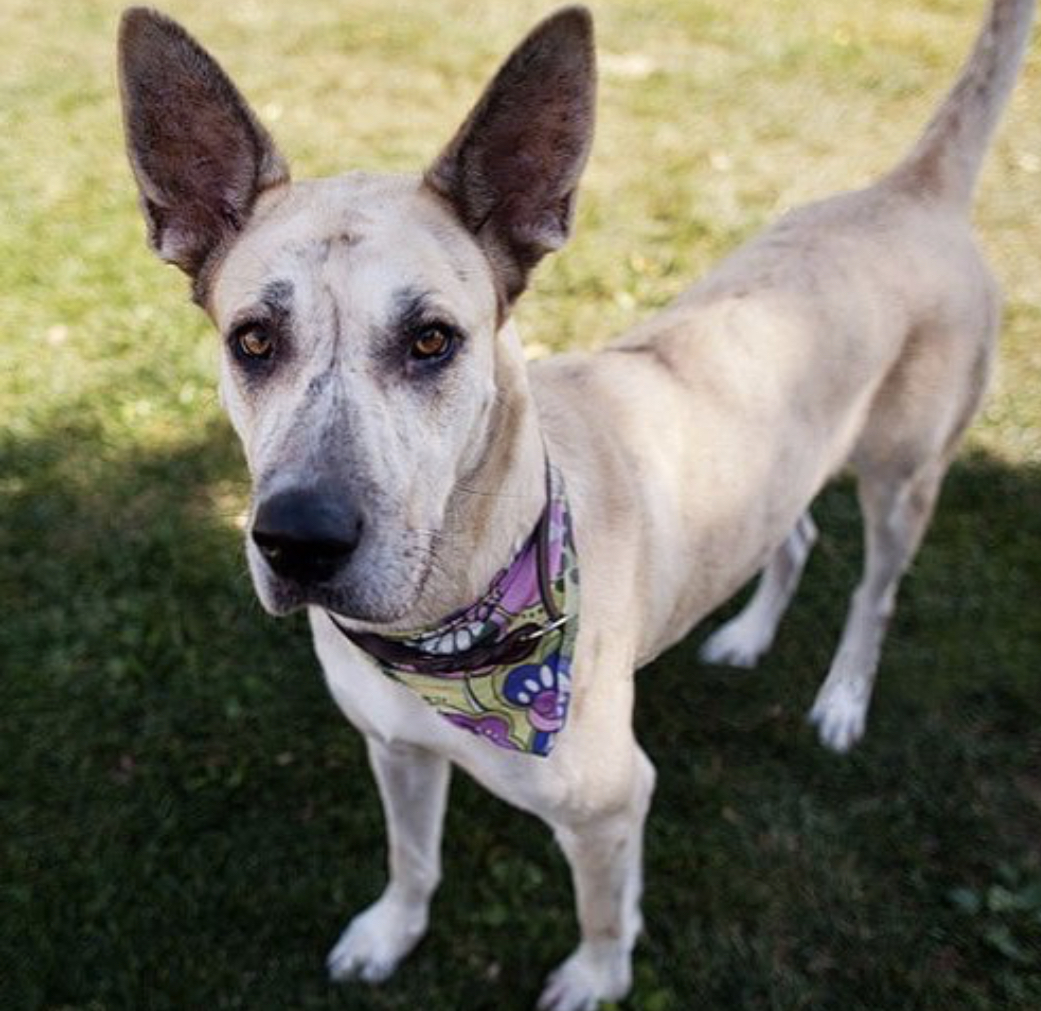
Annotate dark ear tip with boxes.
[538,5,595,46]
[119,7,185,56]
[553,5,594,30]
[120,6,159,38]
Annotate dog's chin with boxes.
[247,549,429,625]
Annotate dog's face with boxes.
[119,7,595,622]
[213,178,501,619]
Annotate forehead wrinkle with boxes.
[317,241,401,340]
[284,229,362,267]
[326,285,345,365]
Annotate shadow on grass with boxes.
[1,421,1038,1010]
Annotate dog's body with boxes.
[120,2,1035,1008]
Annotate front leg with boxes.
[328,737,451,983]
[539,745,656,1011]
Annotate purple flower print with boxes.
[529,688,565,733]
[504,662,566,734]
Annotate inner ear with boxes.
[118,7,288,285]
[424,6,596,309]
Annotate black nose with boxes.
[251,490,362,584]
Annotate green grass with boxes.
[2,1,1040,1008]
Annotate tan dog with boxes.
[119,2,1035,1008]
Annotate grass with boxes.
[1,0,1039,1008]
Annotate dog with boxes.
[118,1,1035,1007]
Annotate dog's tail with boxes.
[888,0,1035,209]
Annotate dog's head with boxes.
[119,7,595,622]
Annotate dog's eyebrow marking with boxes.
[259,279,293,313]
[230,278,293,330]
[394,287,437,332]
[226,279,294,360]
[387,287,462,342]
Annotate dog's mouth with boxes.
[247,530,437,625]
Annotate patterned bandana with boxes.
[328,464,580,757]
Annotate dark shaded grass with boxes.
[2,415,1038,1009]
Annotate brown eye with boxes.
[409,325,455,362]
[235,325,274,360]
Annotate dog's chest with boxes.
[309,609,573,813]
[311,610,449,748]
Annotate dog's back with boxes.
[534,0,1035,749]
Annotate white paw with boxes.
[327,893,428,984]
[537,942,632,1011]
[808,684,868,753]
[699,618,769,669]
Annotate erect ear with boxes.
[118,7,288,285]
[424,6,596,309]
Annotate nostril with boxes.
[252,531,354,563]
[253,532,356,582]
[251,529,283,559]
[251,491,363,584]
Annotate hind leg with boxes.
[809,460,947,752]
[700,512,818,668]
[809,280,998,752]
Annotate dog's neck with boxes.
[396,320,547,631]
